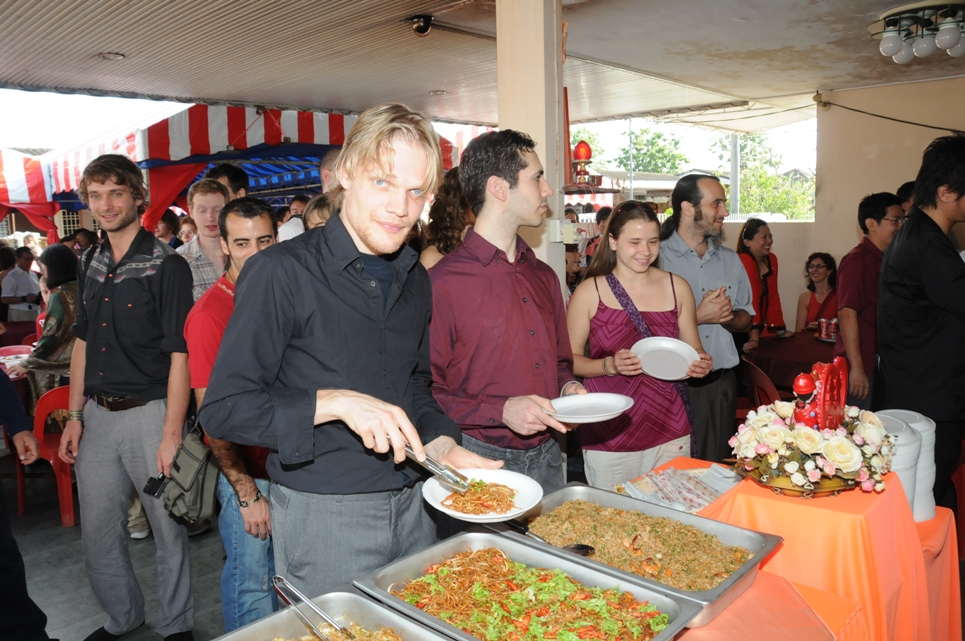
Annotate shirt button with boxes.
[530,330,535,335]
[522,297,528,303]
[107,273,112,277]
[101,348,105,352]
[104,297,109,301]
[488,418,495,424]
[535,363,540,369]
[370,281,376,287]
[496,259,500,264]
[98,372,103,376]
[101,323,106,327]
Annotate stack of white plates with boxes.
[878,409,936,522]
[877,414,920,512]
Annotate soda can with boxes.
[829,318,838,340]
[818,318,830,339]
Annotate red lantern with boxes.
[573,140,593,161]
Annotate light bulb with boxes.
[914,33,937,57]
[879,29,903,56]
[936,21,962,49]
[893,42,915,64]
[948,35,965,57]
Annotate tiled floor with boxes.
[2,451,228,641]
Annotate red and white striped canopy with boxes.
[0,148,52,204]
[48,105,360,193]
[45,105,472,195]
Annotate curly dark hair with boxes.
[425,166,473,256]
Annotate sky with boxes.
[0,89,816,172]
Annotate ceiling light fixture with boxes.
[870,4,965,63]
[97,51,126,60]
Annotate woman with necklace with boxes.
[795,252,838,332]
[737,218,788,353]
[566,201,712,489]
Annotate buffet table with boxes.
[745,333,834,389]
[658,457,960,641]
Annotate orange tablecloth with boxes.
[655,457,960,641]
[675,571,833,640]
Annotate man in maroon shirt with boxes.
[834,192,905,409]
[183,198,277,632]
[429,130,585,494]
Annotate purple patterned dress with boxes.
[581,280,691,452]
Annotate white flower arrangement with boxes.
[730,404,896,494]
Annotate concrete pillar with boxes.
[496,0,565,275]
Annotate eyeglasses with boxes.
[881,217,906,226]
[807,263,827,270]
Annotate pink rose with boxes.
[816,456,826,467]
[852,433,864,446]
[861,479,875,492]
[855,468,869,483]
[738,424,748,433]
[836,427,848,436]
[807,469,822,483]
[728,435,738,448]
[822,462,836,476]
[755,443,770,455]
[821,429,834,439]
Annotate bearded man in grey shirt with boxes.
[659,174,754,463]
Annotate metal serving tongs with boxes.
[272,575,355,640]
[404,443,470,494]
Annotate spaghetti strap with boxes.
[669,273,678,309]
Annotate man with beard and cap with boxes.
[658,174,753,463]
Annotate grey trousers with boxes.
[75,400,194,637]
[688,369,737,464]
[462,434,566,495]
[270,482,439,598]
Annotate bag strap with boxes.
[604,273,697,455]
[814,290,835,320]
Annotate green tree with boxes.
[570,127,606,166]
[713,134,814,220]
[615,127,688,174]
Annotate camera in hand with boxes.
[144,474,170,498]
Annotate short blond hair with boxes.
[330,103,442,207]
[303,194,334,229]
[187,178,229,209]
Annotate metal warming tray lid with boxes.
[211,584,452,641]
[353,528,701,641]
[487,484,782,627]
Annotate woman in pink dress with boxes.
[566,201,712,490]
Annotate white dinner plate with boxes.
[630,337,700,381]
[815,335,836,344]
[545,392,634,423]
[422,468,543,523]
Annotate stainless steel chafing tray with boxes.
[486,484,783,628]
[353,528,701,641]
[211,584,451,641]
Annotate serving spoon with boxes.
[504,518,595,557]
[272,575,355,640]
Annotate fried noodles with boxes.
[442,479,516,515]
[527,500,753,591]
[393,547,668,641]
[271,621,402,641]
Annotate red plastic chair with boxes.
[32,386,75,527]
[21,334,37,346]
[741,357,787,408]
[34,312,45,339]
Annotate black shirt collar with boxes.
[96,226,158,265]
[322,212,417,275]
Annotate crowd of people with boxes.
[1,101,965,641]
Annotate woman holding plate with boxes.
[566,201,713,490]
